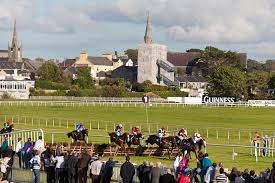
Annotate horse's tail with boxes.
[203,139,206,147]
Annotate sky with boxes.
[1,0,275,62]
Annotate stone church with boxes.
[0,20,22,62]
[137,13,177,86]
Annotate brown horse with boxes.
[67,129,88,143]
[108,132,130,148]
[127,133,143,147]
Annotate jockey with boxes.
[3,120,12,131]
[115,124,123,137]
[76,122,84,133]
[193,132,202,144]
[157,127,166,142]
[178,128,187,140]
[131,126,140,136]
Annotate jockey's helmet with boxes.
[136,126,140,129]
[119,124,123,128]
[196,133,201,138]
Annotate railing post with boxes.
[232,147,235,160]
[97,122,100,130]
[216,130,219,139]
[67,120,69,129]
[238,130,241,141]
[227,130,230,140]
[206,128,209,138]
[52,134,54,144]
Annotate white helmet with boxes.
[119,124,123,128]
[196,133,201,138]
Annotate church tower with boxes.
[8,20,22,62]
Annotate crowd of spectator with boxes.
[0,136,274,183]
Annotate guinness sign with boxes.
[202,96,236,103]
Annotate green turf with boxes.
[0,103,274,173]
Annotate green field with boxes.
[1,103,275,172]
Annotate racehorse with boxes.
[127,133,143,147]
[146,135,160,146]
[0,124,14,134]
[108,132,130,148]
[146,135,177,148]
[67,129,89,143]
[181,138,206,159]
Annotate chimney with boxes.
[102,53,112,61]
[80,52,88,60]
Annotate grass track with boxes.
[0,104,275,172]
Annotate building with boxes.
[111,66,137,83]
[0,80,34,99]
[137,13,177,86]
[167,52,201,75]
[0,20,22,63]
[64,52,123,80]
[177,75,208,97]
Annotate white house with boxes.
[0,80,35,99]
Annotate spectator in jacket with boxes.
[77,150,91,183]
[67,153,79,183]
[54,152,65,183]
[120,156,135,183]
[235,171,245,183]
[150,162,164,183]
[1,137,9,156]
[89,154,103,183]
[229,167,238,182]
[178,168,192,183]
[174,153,183,177]
[15,137,22,168]
[102,157,118,183]
[34,136,45,154]
[30,150,41,183]
[22,138,32,169]
[245,170,256,183]
[141,161,151,183]
[201,153,212,183]
[1,149,14,182]
[271,162,275,183]
[205,163,217,183]
[44,149,56,183]
[216,168,229,183]
[160,168,175,183]
[137,161,148,182]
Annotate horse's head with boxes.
[136,133,143,139]
[67,132,72,138]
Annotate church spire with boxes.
[12,19,18,47]
[144,12,153,44]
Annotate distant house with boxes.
[111,66,137,83]
[177,75,207,97]
[59,59,76,70]
[65,52,123,80]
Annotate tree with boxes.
[197,46,242,77]
[38,62,62,82]
[124,49,138,61]
[186,48,203,53]
[74,67,95,89]
[247,71,269,98]
[268,74,275,89]
[207,65,247,98]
